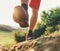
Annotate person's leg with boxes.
[21,0,29,5]
[30,8,38,30]
[28,0,41,38]
[28,8,38,37]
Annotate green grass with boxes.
[0,31,17,47]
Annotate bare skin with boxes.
[21,0,29,5]
[21,0,38,30]
[29,8,38,30]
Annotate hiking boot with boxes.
[25,30,35,40]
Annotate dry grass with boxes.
[0,31,60,51]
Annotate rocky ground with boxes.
[0,31,60,51]
[34,34,60,51]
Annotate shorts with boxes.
[29,0,41,10]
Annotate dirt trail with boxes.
[0,33,60,51]
[34,33,60,51]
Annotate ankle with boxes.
[28,30,33,36]
[21,3,28,12]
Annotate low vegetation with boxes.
[0,7,60,51]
